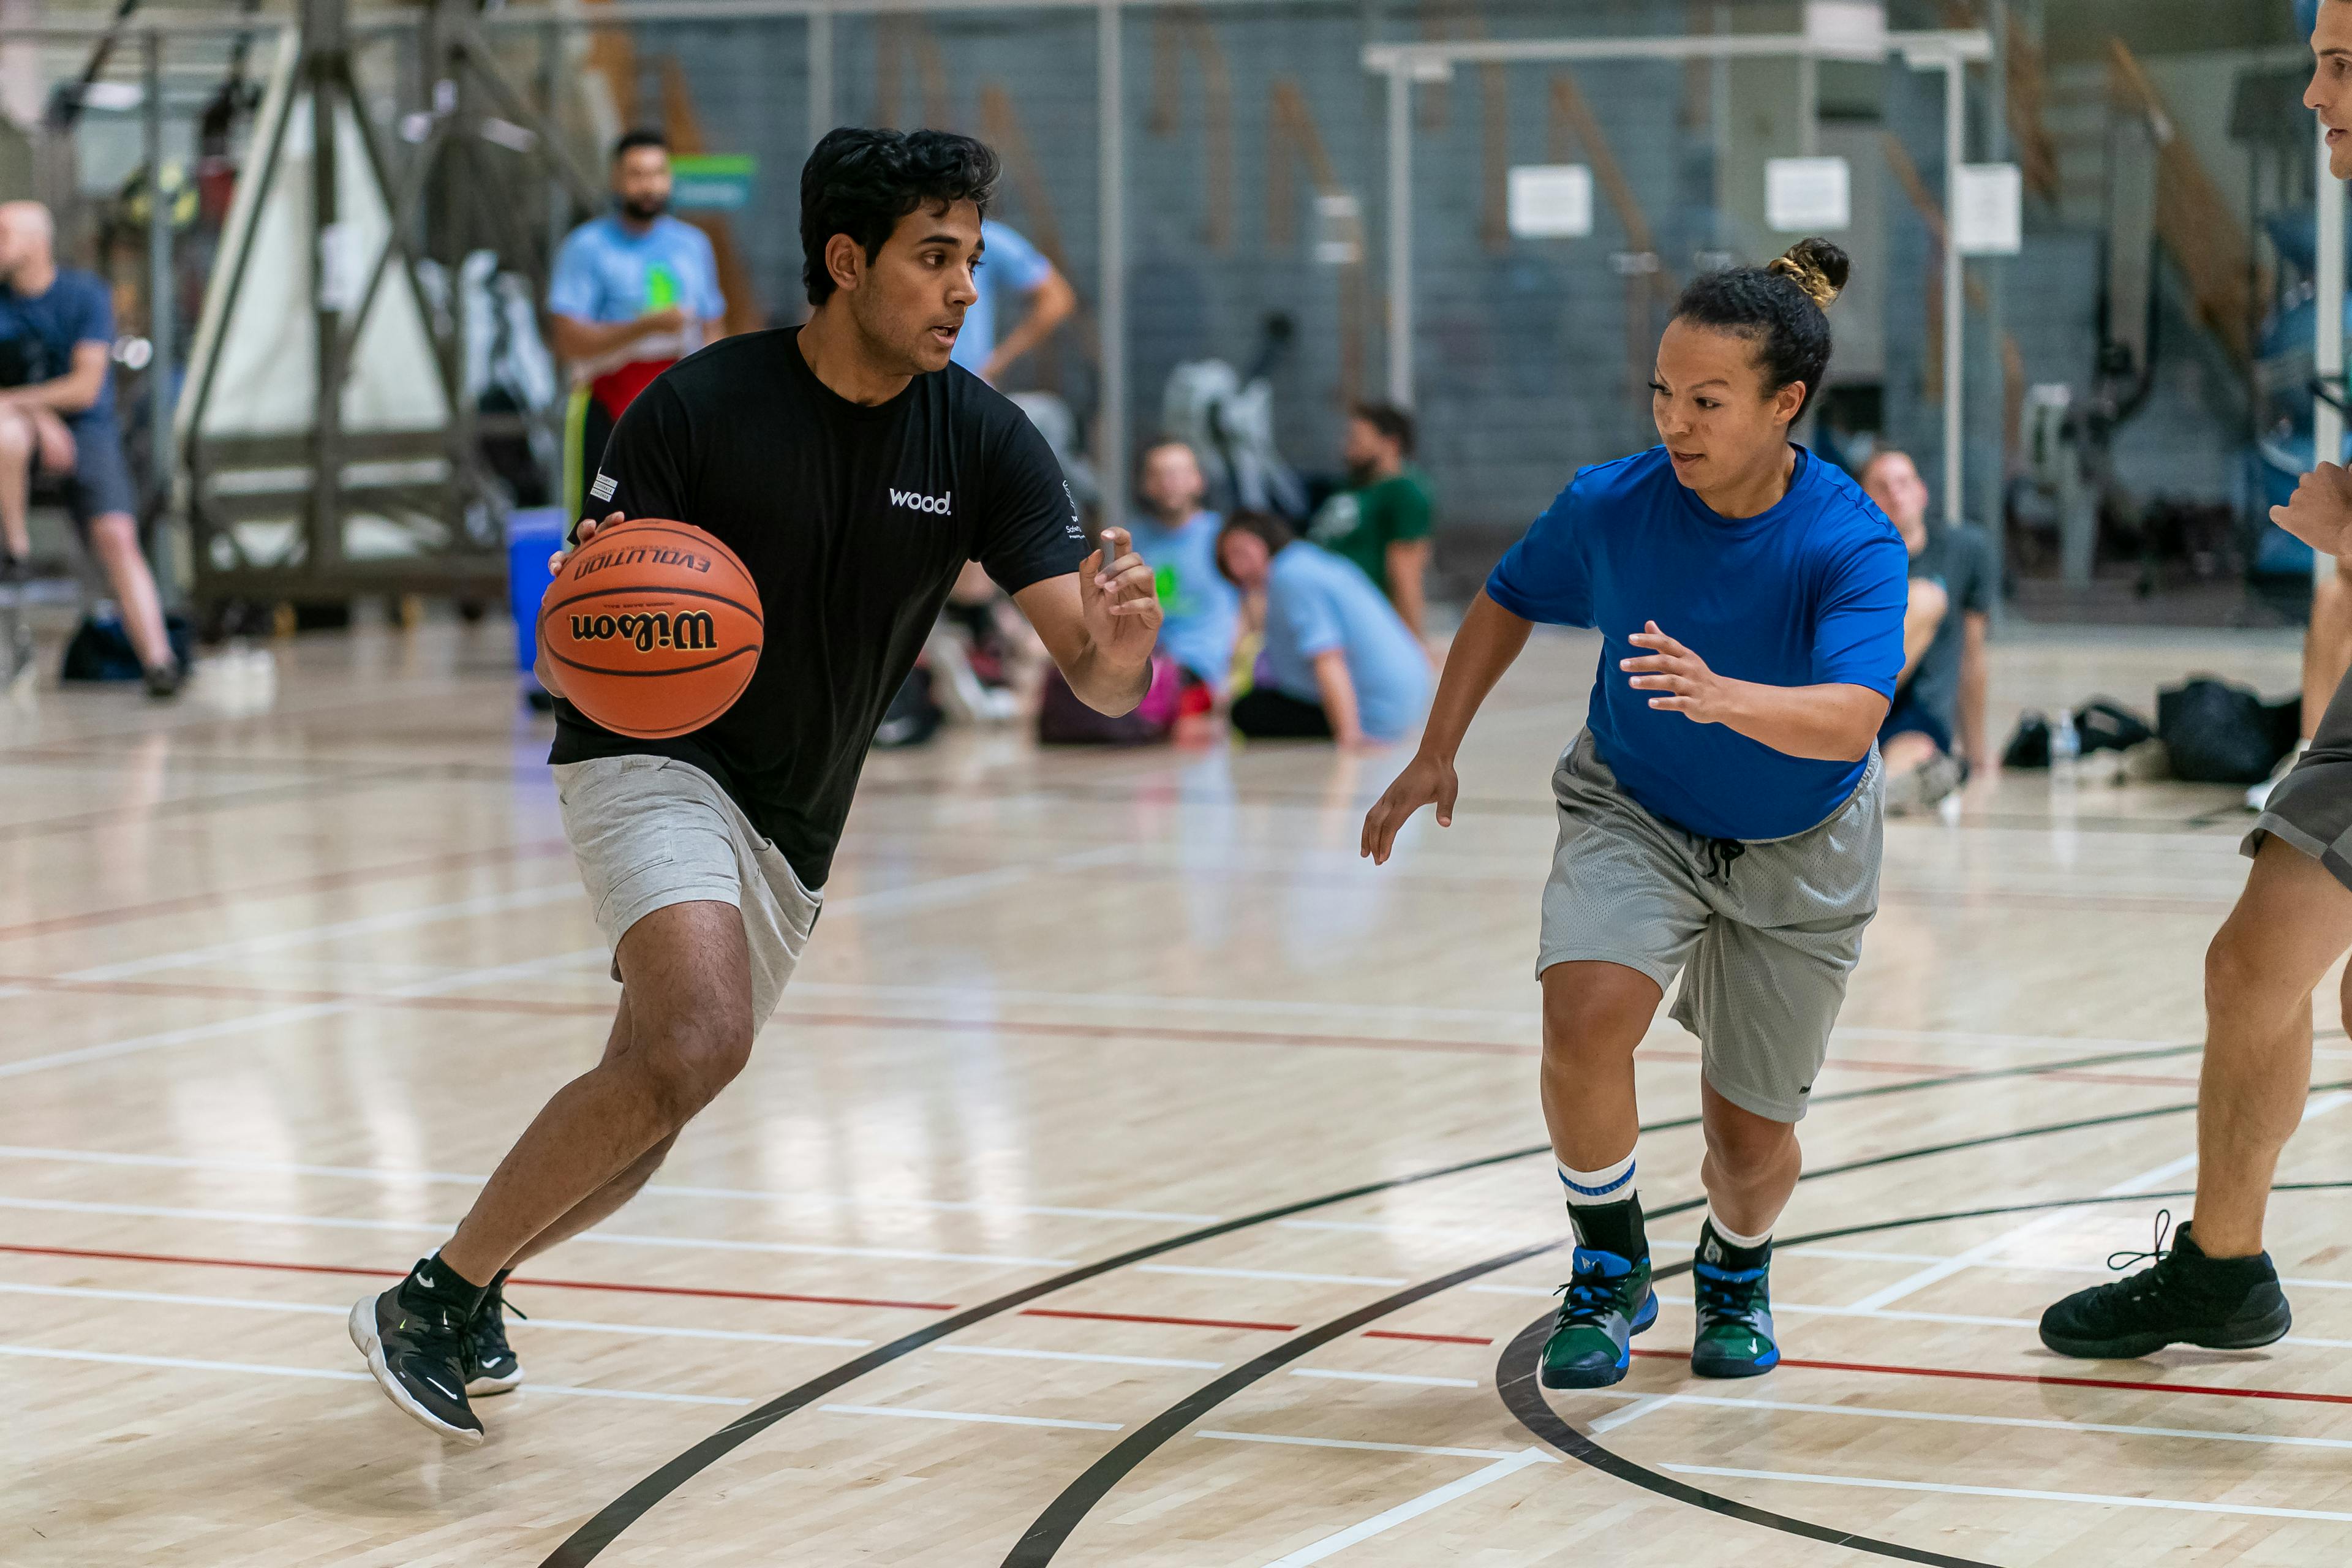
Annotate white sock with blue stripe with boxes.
[1557,1153,1636,1207]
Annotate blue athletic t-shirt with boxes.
[1125,508,1239,689]
[0,270,115,423]
[951,221,1056,375]
[1486,445,1907,842]
[1262,541,1433,742]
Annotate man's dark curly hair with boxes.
[800,127,999,306]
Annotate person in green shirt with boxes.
[1308,401,1434,639]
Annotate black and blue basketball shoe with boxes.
[1540,1246,1658,1389]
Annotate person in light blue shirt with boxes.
[1360,239,1906,1397]
[1215,511,1430,745]
[1127,438,1238,698]
[548,129,727,521]
[949,219,1075,385]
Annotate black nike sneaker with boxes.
[350,1272,483,1444]
[2038,1212,2290,1360]
[464,1273,525,1396]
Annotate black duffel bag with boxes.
[2157,676,2298,785]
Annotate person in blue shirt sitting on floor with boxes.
[1215,508,1431,748]
[1128,438,1238,715]
[1360,238,1908,1392]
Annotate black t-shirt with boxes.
[549,328,1084,886]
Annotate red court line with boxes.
[1628,1347,2352,1407]
[1363,1329,1496,1346]
[1019,1307,1302,1333]
[0,1243,958,1312]
[0,840,573,943]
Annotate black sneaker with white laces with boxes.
[464,1271,525,1396]
[2038,1212,2290,1360]
[349,1259,484,1444]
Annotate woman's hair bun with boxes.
[1767,237,1850,312]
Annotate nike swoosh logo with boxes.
[423,1373,461,1401]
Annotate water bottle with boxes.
[2050,707,2080,777]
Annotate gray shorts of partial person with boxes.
[2247,668,2352,893]
[1537,729,1883,1124]
[552,755,821,1030]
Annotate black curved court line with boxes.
[533,1036,2237,1566]
[987,1078,2343,1565]
[1494,1180,2352,1566]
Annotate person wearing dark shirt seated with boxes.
[1858,448,1992,813]
[0,201,180,696]
[1215,509,1430,748]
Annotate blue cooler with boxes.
[507,506,570,688]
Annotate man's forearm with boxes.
[1716,680,1885,762]
[3,373,98,415]
[551,315,661,363]
[1417,590,1530,762]
[1958,633,1990,766]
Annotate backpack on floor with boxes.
[2157,677,2295,785]
[1037,654,1182,745]
[60,609,194,682]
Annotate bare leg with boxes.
[1539,960,1665,1172]
[0,408,32,560]
[439,900,753,1286]
[85,513,173,671]
[2303,567,2352,739]
[1697,1079,1802,1238]
[502,992,680,1267]
[2190,839,2352,1257]
[1879,728,1943,782]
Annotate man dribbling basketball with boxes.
[350,127,1163,1444]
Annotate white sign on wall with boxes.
[1507,164,1594,239]
[1956,163,2025,255]
[1804,1,1887,59]
[1766,157,1852,232]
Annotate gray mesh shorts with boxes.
[552,755,821,1031]
[2247,670,2352,891]
[1538,729,1883,1123]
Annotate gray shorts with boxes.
[552,755,821,1031]
[1539,730,1883,1123]
[2247,670,2352,891]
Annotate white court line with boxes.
[0,1281,872,1346]
[1257,1447,1558,1567]
[0,1343,747,1404]
[935,1344,1223,1370]
[1288,1368,1480,1389]
[1134,1264,1408,1287]
[0,1194,1074,1268]
[1851,1092,2352,1313]
[818,1403,1122,1432]
[0,1145,1219,1226]
[1662,1463,2352,1525]
[1195,1430,1542,1461]
[2,849,1131,1082]
[59,883,584,981]
[0,946,606,1081]
[1588,1396,1674,1434]
[1573,1387,2352,1451]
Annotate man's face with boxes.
[613,146,673,222]
[840,198,983,376]
[2312,4,2352,181]
[1863,451,1932,549]
[1139,443,1205,520]
[1343,417,1393,475]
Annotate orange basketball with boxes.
[538,518,762,739]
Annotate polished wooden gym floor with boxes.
[4,617,2346,1567]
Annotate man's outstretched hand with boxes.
[2272,463,2352,561]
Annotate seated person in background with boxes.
[0,200,179,697]
[1128,438,1238,714]
[948,219,1077,386]
[1308,401,1434,640]
[1860,448,1991,812]
[1216,510,1431,747]
[2250,553,2352,811]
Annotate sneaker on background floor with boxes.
[2248,742,2307,812]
